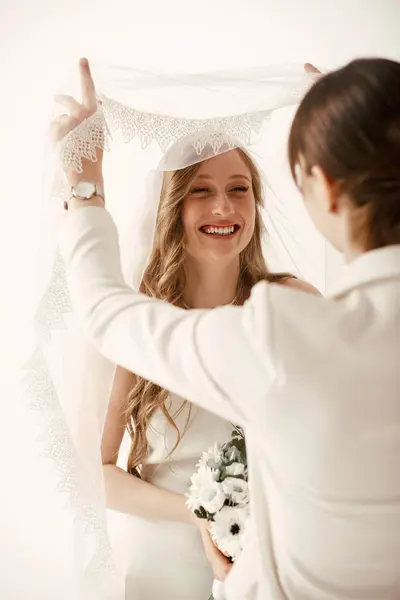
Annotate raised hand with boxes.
[304,63,323,80]
[51,58,98,144]
[199,523,232,582]
[51,58,104,190]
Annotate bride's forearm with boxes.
[102,464,195,524]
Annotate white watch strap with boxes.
[212,579,226,600]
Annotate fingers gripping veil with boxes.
[21,61,327,598]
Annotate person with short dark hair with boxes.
[58,57,400,600]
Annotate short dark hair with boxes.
[288,58,400,250]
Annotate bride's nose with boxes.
[210,192,235,217]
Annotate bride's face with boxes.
[181,150,256,263]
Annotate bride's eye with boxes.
[230,186,249,193]
[190,187,211,195]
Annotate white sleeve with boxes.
[58,207,275,427]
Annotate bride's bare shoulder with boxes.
[283,278,321,296]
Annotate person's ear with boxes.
[310,165,338,214]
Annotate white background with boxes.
[0,1,399,598]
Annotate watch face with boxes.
[74,181,96,199]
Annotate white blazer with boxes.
[60,207,400,600]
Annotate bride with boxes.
[100,137,318,598]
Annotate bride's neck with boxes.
[183,258,240,309]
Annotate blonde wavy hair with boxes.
[125,148,293,477]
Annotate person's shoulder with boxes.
[246,278,340,353]
[282,278,321,296]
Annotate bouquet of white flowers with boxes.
[186,426,249,565]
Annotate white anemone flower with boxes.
[187,465,226,515]
[187,480,226,515]
[210,506,249,560]
[200,481,227,514]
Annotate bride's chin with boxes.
[199,238,240,252]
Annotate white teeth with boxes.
[203,226,235,235]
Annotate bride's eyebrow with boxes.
[228,174,251,182]
[194,174,251,182]
[193,175,212,180]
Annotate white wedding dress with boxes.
[108,393,233,600]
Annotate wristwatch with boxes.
[64,181,105,210]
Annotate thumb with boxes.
[50,114,78,144]
[304,63,323,76]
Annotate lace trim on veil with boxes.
[56,95,271,197]
[21,253,118,595]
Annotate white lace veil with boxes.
[21,62,332,599]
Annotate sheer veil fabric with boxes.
[20,62,335,599]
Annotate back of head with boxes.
[289,58,400,250]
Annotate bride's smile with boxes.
[199,223,240,237]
